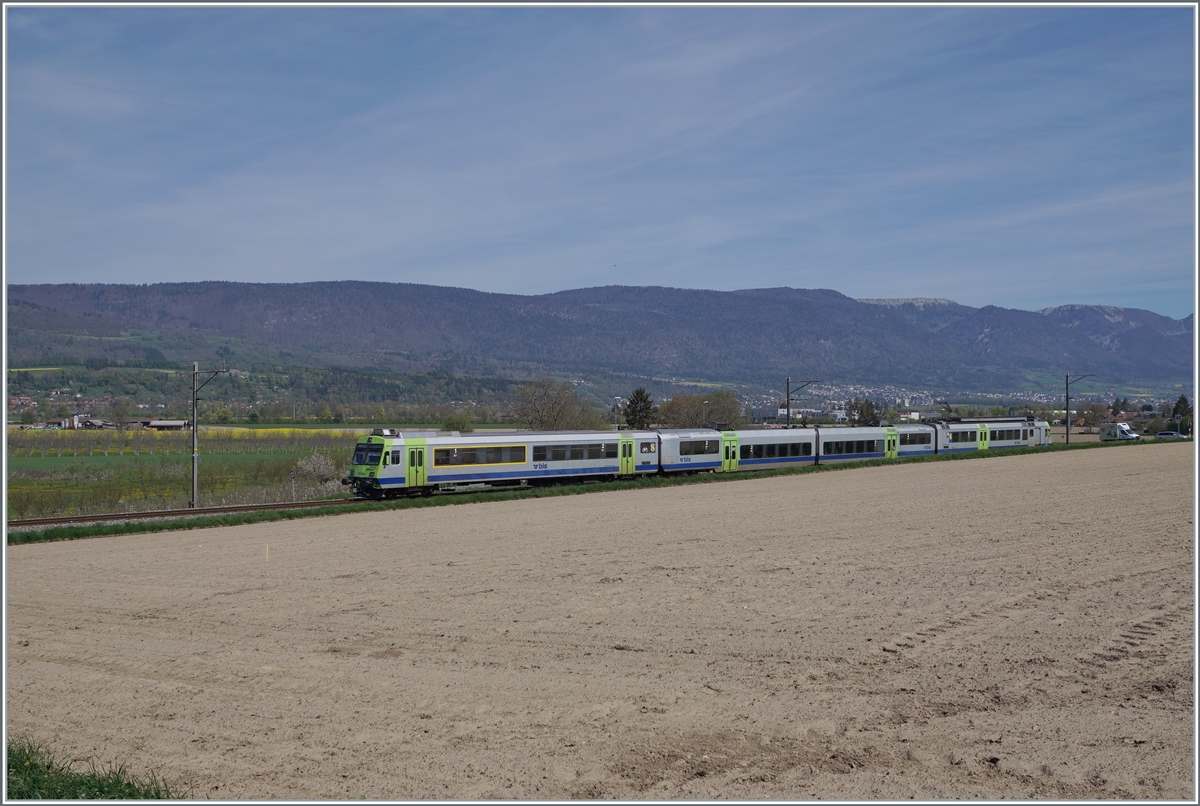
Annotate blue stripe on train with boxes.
[430,465,623,484]
[662,461,721,470]
[817,452,884,461]
[736,456,818,467]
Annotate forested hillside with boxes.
[7,282,1193,392]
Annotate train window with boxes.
[640,442,656,454]
[679,441,692,456]
[789,443,799,457]
[836,441,846,454]
[823,442,831,454]
[899,434,908,446]
[550,445,566,461]
[803,443,812,456]
[866,440,876,452]
[740,445,751,460]
[533,446,547,462]
[568,445,583,461]
[586,444,601,460]
[760,443,771,458]
[431,445,526,466]
[605,443,618,458]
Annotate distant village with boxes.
[8,382,1190,436]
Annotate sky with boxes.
[4,5,1196,319]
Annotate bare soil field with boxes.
[7,444,1195,800]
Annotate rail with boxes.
[7,497,374,529]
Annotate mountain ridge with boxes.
[6,282,1192,393]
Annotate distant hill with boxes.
[6,282,1193,392]
[857,298,978,333]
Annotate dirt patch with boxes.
[6,444,1193,799]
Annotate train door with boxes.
[884,426,898,459]
[406,438,427,488]
[977,424,989,451]
[721,433,739,472]
[618,436,636,476]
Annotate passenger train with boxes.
[342,417,1052,499]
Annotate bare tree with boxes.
[657,391,741,428]
[509,379,610,431]
[1080,402,1108,430]
[108,397,134,431]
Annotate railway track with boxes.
[6,497,376,529]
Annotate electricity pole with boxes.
[785,376,820,428]
[191,361,228,508]
[1064,373,1093,446]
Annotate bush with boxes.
[441,411,474,433]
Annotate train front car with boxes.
[343,428,423,499]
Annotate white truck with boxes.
[1099,422,1140,441]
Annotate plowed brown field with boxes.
[7,444,1194,799]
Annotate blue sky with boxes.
[5,5,1196,318]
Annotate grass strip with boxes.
[7,439,1154,545]
[6,735,181,799]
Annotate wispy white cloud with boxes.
[5,6,1194,318]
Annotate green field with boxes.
[6,428,360,518]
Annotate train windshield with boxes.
[352,443,383,466]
